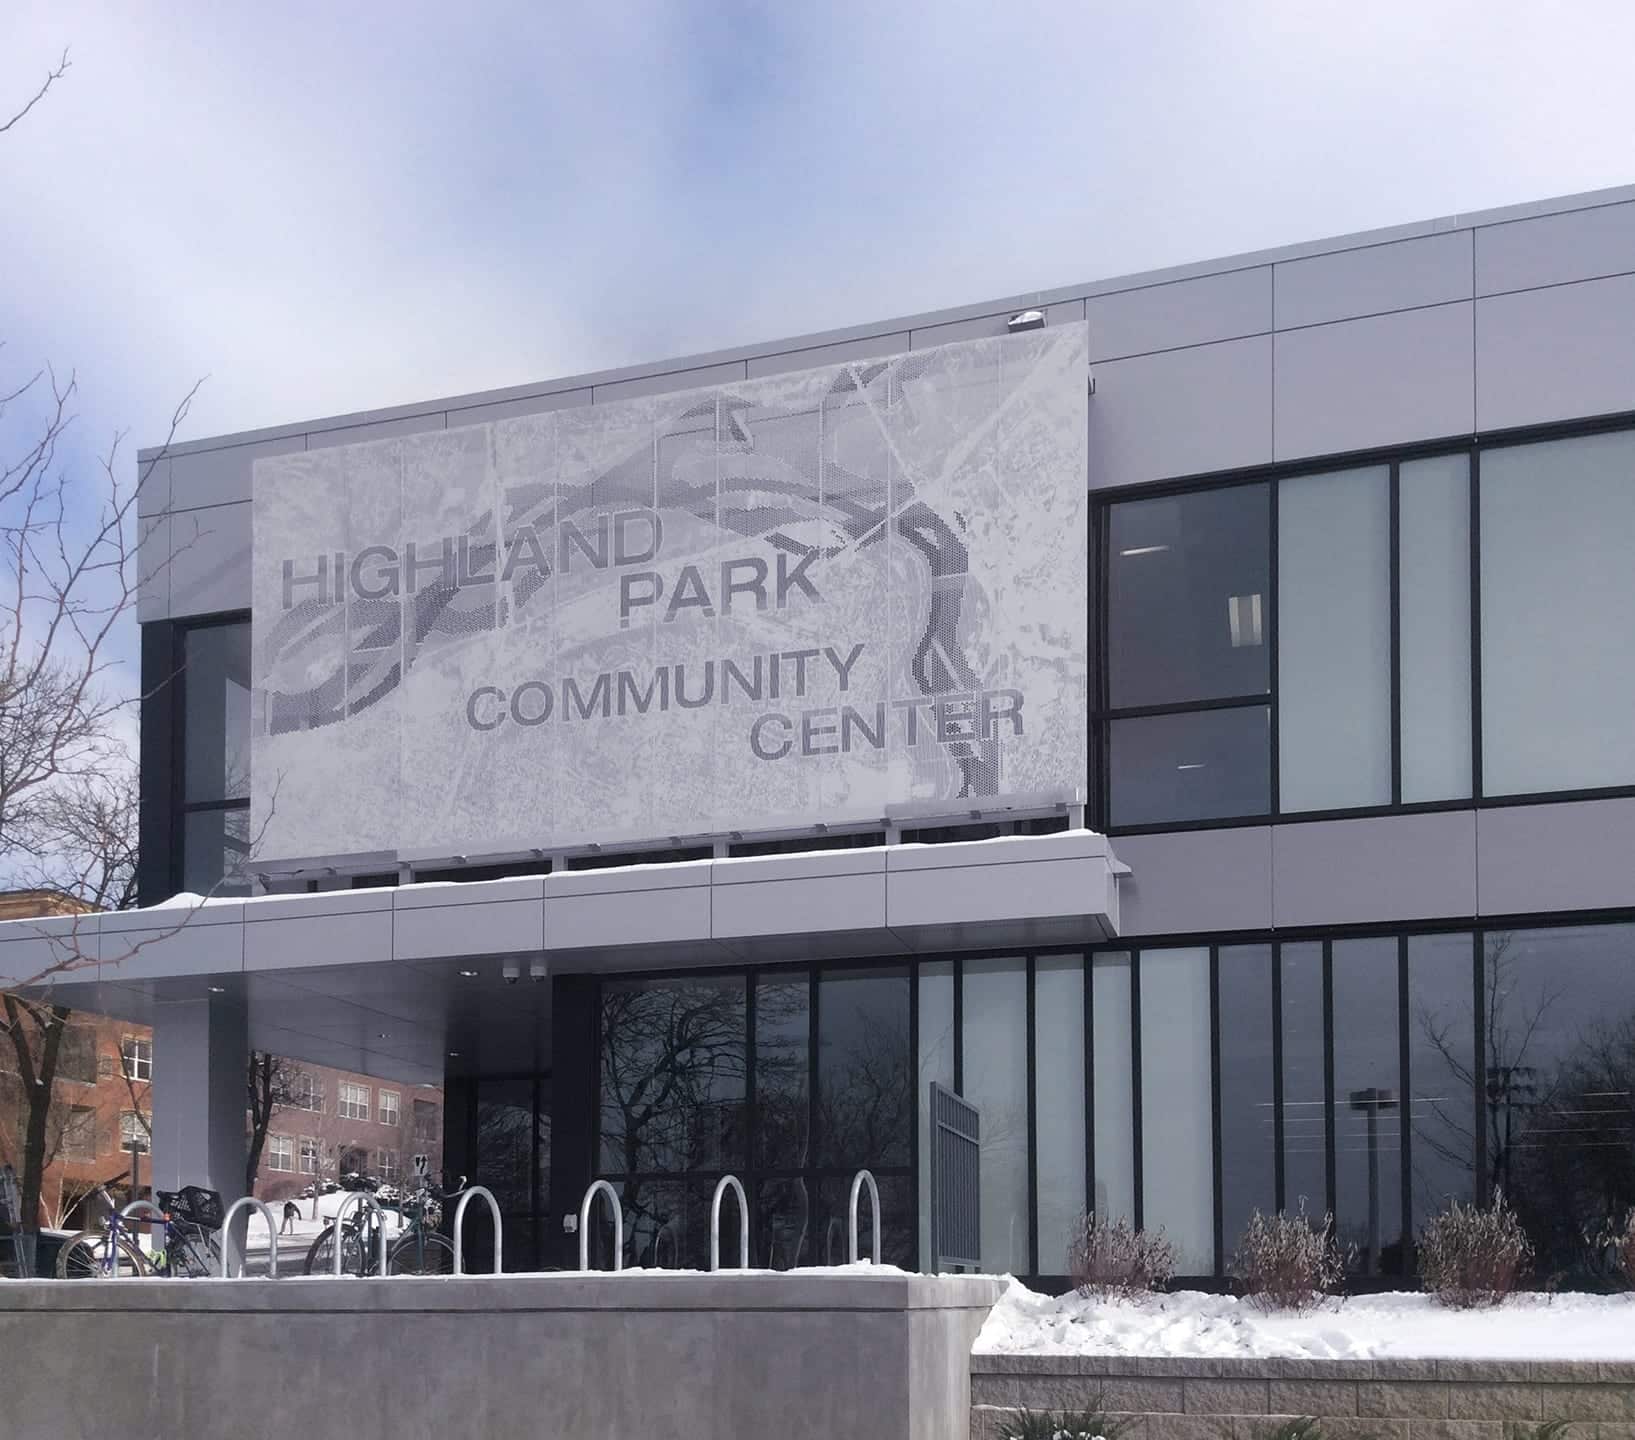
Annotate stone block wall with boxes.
[972,1355,1635,1440]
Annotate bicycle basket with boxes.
[161,1186,225,1228]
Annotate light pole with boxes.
[1348,1087,1399,1273]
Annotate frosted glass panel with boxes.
[1399,455,1472,802]
[1481,431,1635,794]
[1278,466,1392,811]
[1140,948,1213,1273]
[963,958,1029,1274]
[1034,957,1086,1275]
[917,962,955,1270]
[1091,955,1135,1224]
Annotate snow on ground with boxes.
[976,1277,1635,1361]
[241,1191,406,1253]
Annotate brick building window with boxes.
[121,1036,153,1082]
[299,1137,320,1175]
[267,1135,294,1172]
[378,1089,399,1127]
[338,1082,371,1121]
[61,1105,97,1161]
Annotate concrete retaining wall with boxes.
[972,1354,1635,1439]
[0,1270,1002,1439]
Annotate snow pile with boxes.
[976,1277,1635,1360]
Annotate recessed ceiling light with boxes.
[1119,544,1170,557]
[207,985,226,994]
[1176,763,1206,771]
[458,968,478,978]
[447,1050,460,1058]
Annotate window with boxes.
[378,1089,400,1127]
[57,1026,99,1085]
[376,1150,400,1183]
[1331,938,1403,1276]
[1033,956,1086,1275]
[1091,953,1135,1224]
[1139,948,1213,1274]
[120,1110,150,1155]
[1481,431,1635,795]
[1100,423,1635,831]
[962,958,1029,1274]
[412,1098,439,1142]
[61,1105,97,1162]
[121,1036,153,1082]
[1217,944,1275,1259]
[267,1135,294,1172]
[338,1082,371,1121]
[177,620,251,896]
[1101,484,1271,827]
[1278,466,1392,812]
[290,1072,324,1113]
[299,1137,320,1175]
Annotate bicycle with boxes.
[302,1168,468,1276]
[56,1184,224,1279]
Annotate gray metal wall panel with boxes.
[710,873,886,939]
[168,502,252,618]
[909,300,1084,350]
[1475,198,1635,295]
[136,456,171,517]
[1271,811,1477,929]
[591,360,747,404]
[306,412,447,451]
[1087,334,1272,489]
[392,898,545,962]
[137,513,170,622]
[745,332,909,378]
[1273,302,1474,461]
[169,433,305,512]
[1086,267,1270,362]
[1475,273,1635,430]
[445,386,592,429]
[884,854,1102,931]
[1110,828,1273,936]
[1476,797,1635,917]
[546,885,713,950]
[243,910,393,970]
[1274,231,1473,330]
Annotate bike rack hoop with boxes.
[848,1169,881,1266]
[709,1175,749,1272]
[451,1185,503,1275]
[218,1196,279,1279]
[577,1179,623,1272]
[329,1191,390,1277]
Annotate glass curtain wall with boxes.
[178,619,252,893]
[1099,424,1635,830]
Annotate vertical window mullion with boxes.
[1271,942,1285,1214]
[1472,931,1488,1204]
[1083,951,1095,1229]
[1130,951,1143,1230]
[1397,935,1412,1269]
[1268,475,1281,816]
[1322,940,1336,1220]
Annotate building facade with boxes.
[3,183,1633,1285]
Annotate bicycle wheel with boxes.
[56,1230,147,1279]
[388,1230,454,1275]
[303,1223,366,1276]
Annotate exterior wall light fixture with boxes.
[1007,309,1046,331]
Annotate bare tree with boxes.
[246,1051,303,1194]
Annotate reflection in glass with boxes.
[1399,455,1472,802]
[474,1079,535,1216]
[1483,925,1635,1282]
[1482,432,1635,795]
[1218,945,1275,1258]
[817,968,910,1170]
[755,1178,811,1270]
[1140,948,1213,1274]
[815,1174,914,1270]
[1278,466,1392,812]
[1332,938,1402,1275]
[917,962,955,1268]
[1034,957,1086,1275]
[1108,484,1270,708]
[183,622,252,802]
[599,976,746,1175]
[1281,942,1327,1216]
[1407,933,1475,1229]
[181,807,250,896]
[1108,705,1271,827]
[1092,954,1135,1223]
[962,958,1029,1274]
[754,976,809,1170]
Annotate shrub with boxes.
[1600,1208,1635,1287]
[1418,1192,1533,1308]
[1067,1213,1174,1300]
[994,1407,1129,1440]
[1231,1203,1346,1313]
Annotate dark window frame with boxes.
[1094,409,1635,835]
[168,612,252,896]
